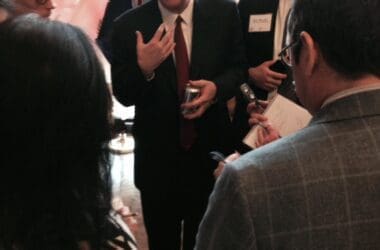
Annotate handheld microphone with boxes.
[240,83,261,107]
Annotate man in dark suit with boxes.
[196,0,380,249]
[238,0,292,100]
[232,0,294,153]
[111,0,246,248]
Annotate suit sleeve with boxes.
[111,19,154,107]
[213,1,248,102]
[195,165,257,250]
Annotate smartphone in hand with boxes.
[269,60,287,74]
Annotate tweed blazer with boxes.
[195,89,380,249]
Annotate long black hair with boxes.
[0,15,113,249]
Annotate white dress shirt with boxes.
[158,0,194,63]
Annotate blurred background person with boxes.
[196,0,380,249]
[11,0,55,17]
[0,0,12,21]
[0,15,136,249]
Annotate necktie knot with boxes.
[176,15,183,25]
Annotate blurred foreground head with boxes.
[0,15,113,249]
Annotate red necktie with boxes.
[137,0,142,5]
[175,16,196,150]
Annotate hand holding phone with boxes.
[269,59,287,74]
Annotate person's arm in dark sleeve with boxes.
[111,19,154,107]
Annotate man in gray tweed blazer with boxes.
[195,0,380,249]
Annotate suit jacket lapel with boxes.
[144,0,164,38]
[310,89,380,125]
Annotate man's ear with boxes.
[299,31,319,76]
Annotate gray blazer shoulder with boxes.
[196,89,380,250]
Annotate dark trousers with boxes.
[140,145,214,250]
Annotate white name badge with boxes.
[249,14,273,32]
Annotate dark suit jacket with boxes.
[238,0,296,100]
[238,0,279,68]
[111,0,246,192]
[196,89,380,249]
[97,0,132,62]
[233,0,296,152]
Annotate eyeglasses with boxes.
[278,38,299,67]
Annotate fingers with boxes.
[156,26,175,59]
[151,23,165,43]
[181,80,217,119]
[267,77,283,86]
[181,80,216,109]
[181,92,211,113]
[182,101,210,119]
[136,25,176,74]
[160,28,176,59]
[256,123,282,148]
[265,59,278,66]
[213,163,225,179]
[255,126,265,148]
[163,43,176,58]
[160,26,174,44]
[136,31,144,47]
[269,70,288,80]
[248,113,268,127]
[183,95,205,110]
[264,123,281,139]
[226,152,240,162]
[259,100,269,108]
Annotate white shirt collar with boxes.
[321,83,380,108]
[158,0,194,27]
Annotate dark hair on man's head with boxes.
[288,0,380,79]
[0,15,113,249]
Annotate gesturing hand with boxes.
[136,24,175,76]
[181,80,217,120]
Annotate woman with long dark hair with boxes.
[0,15,135,249]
